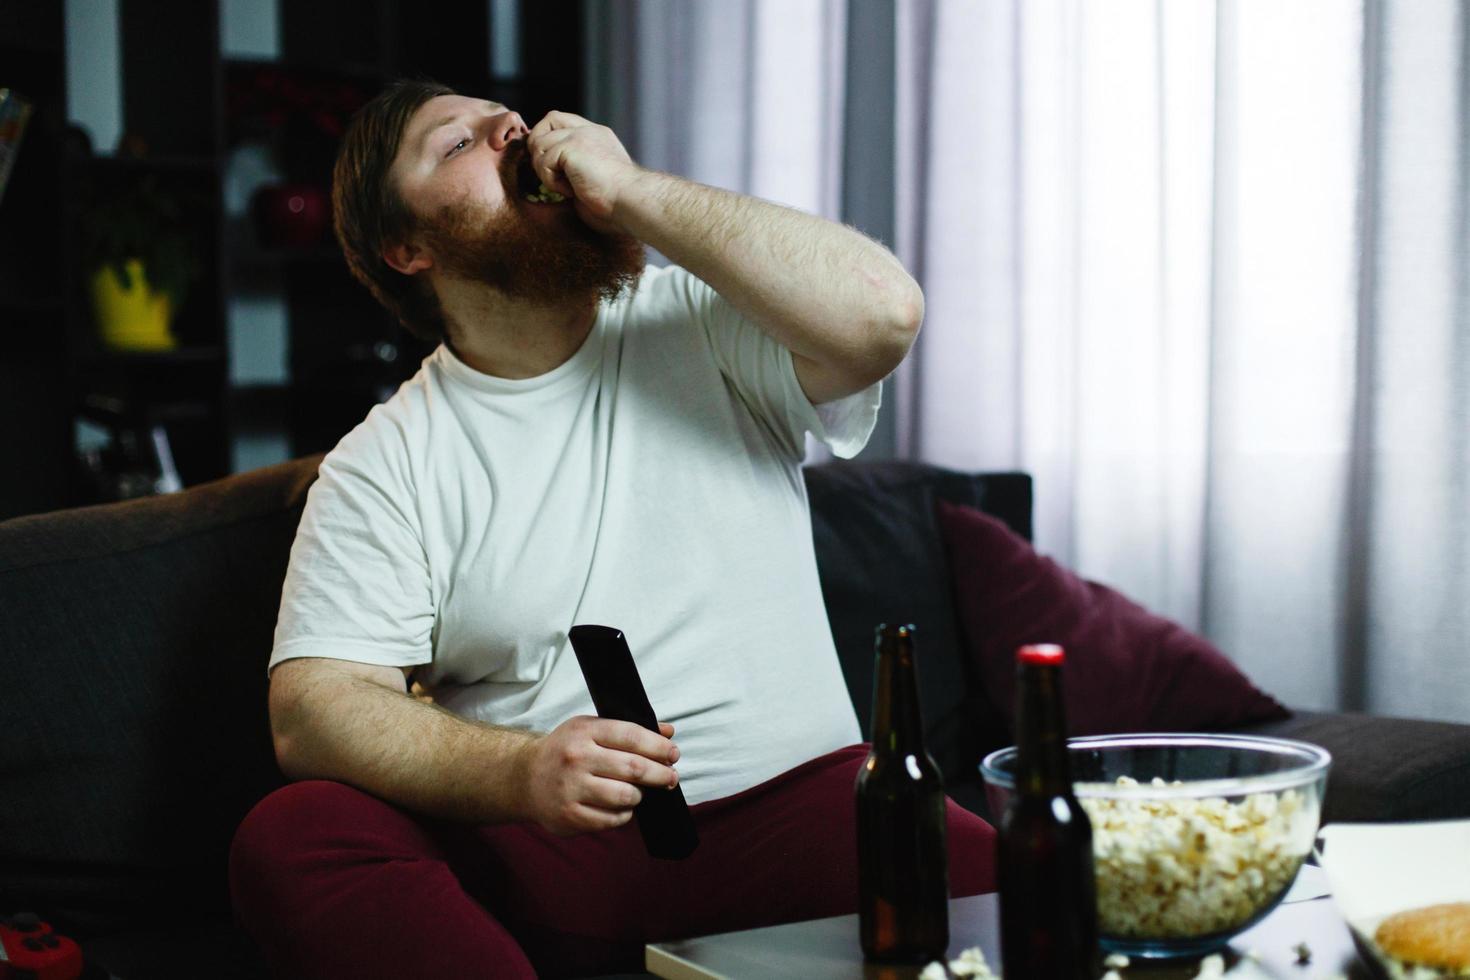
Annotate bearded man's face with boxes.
[412,126,644,307]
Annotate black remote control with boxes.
[567,624,699,860]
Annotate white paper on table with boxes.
[1316,820,1470,923]
[1315,819,1470,973]
[1280,863,1332,904]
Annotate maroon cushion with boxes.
[935,498,1289,736]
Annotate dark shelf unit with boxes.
[73,0,232,490]
[0,2,74,519]
[0,0,585,519]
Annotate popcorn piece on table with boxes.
[1194,952,1226,978]
[948,945,998,978]
[918,961,948,980]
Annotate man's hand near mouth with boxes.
[525,111,646,234]
[526,109,922,407]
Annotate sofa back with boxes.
[0,455,1028,936]
[0,458,317,934]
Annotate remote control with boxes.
[567,625,699,860]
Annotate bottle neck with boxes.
[1015,662,1073,794]
[872,628,926,753]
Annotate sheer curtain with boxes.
[895,0,1469,721]
[583,0,846,220]
[585,0,1469,722]
[585,0,901,461]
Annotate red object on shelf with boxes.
[250,182,329,249]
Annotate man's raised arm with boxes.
[526,112,923,405]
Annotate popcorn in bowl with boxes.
[1082,775,1314,940]
[981,732,1332,958]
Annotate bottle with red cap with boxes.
[997,643,1100,979]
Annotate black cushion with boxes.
[802,462,1032,810]
[0,455,321,939]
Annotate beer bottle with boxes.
[998,643,1100,979]
[856,623,949,963]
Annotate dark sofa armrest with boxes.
[1228,710,1470,823]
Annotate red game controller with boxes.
[0,913,83,980]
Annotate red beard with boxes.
[415,139,645,307]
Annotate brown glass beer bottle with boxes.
[998,643,1100,979]
[856,623,950,963]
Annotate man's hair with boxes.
[333,77,457,344]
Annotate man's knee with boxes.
[228,782,536,979]
[236,780,382,852]
[229,780,441,900]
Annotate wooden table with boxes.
[647,866,1375,979]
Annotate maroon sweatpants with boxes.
[229,744,996,978]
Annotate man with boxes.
[229,79,994,979]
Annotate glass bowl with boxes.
[980,733,1331,959]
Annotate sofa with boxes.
[2,455,1467,979]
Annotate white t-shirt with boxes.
[269,263,881,804]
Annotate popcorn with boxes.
[1081,777,1316,939]
[948,946,998,978]
[524,182,567,204]
[913,947,1000,979]
[1194,952,1226,978]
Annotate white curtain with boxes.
[585,0,851,460]
[587,0,1469,722]
[584,0,846,218]
[895,0,1469,722]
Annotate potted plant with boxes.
[78,171,205,351]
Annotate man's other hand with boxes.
[520,715,680,836]
[526,111,645,235]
